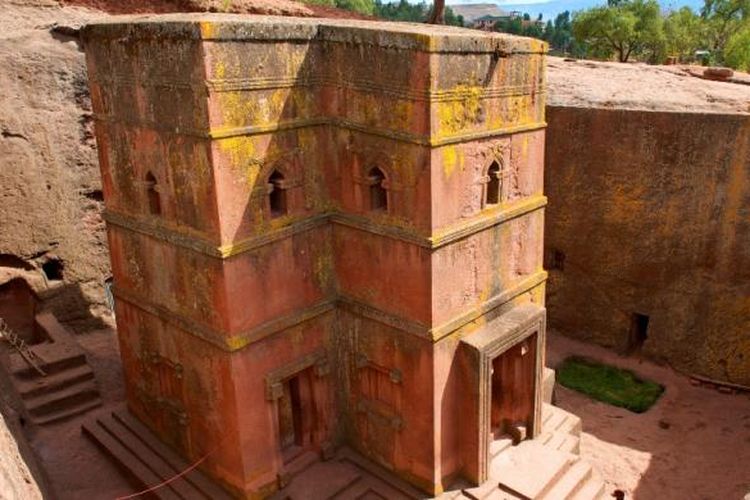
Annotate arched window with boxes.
[485,161,500,206]
[367,167,388,212]
[268,170,287,218]
[145,172,161,215]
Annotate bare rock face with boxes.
[0,4,111,331]
[0,411,43,500]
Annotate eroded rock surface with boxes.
[0,2,110,330]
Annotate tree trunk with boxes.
[427,0,445,24]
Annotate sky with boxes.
[446,0,705,21]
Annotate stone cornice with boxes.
[82,15,548,55]
[92,111,546,147]
[112,269,547,351]
[88,74,546,105]
[103,195,547,258]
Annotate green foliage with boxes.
[723,25,750,69]
[492,13,545,39]
[664,7,706,60]
[301,0,375,15]
[558,356,664,413]
[372,0,464,26]
[336,0,375,14]
[300,0,336,6]
[543,11,586,56]
[701,0,750,63]
[572,0,665,62]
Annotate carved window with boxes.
[267,170,288,218]
[366,167,388,212]
[485,161,501,207]
[145,171,161,215]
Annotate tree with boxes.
[701,0,750,62]
[301,0,374,14]
[427,0,445,24]
[572,0,665,62]
[372,0,463,26]
[336,0,375,14]
[723,24,750,69]
[664,7,706,61]
[545,11,575,53]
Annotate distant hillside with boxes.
[449,0,704,22]
[449,3,508,22]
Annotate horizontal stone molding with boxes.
[113,286,336,352]
[93,110,546,147]
[430,270,547,342]
[104,195,547,259]
[112,269,546,351]
[430,195,547,248]
[90,73,545,105]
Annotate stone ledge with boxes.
[103,195,547,259]
[82,14,547,55]
[112,272,546,351]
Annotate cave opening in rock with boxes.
[628,313,649,353]
[42,259,64,281]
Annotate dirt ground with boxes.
[548,331,750,500]
[547,56,750,114]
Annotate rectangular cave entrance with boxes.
[627,313,649,354]
[0,278,47,345]
[490,332,537,443]
[276,368,316,464]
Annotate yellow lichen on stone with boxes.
[436,84,483,139]
[216,136,259,189]
[199,21,216,40]
[442,145,464,179]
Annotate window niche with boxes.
[145,171,161,215]
[366,167,388,212]
[484,161,501,207]
[267,170,288,219]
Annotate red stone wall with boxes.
[545,106,750,386]
[83,16,548,497]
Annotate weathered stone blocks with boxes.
[83,15,547,497]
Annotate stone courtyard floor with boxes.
[547,331,750,500]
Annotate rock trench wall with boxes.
[544,105,750,386]
[0,5,110,332]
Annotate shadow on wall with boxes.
[0,272,110,336]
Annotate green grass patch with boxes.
[557,356,664,413]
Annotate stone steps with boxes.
[457,404,605,500]
[490,437,514,459]
[26,379,100,419]
[542,403,582,436]
[572,472,606,500]
[13,351,102,425]
[493,440,575,499]
[11,350,86,379]
[82,408,233,500]
[15,363,95,398]
[539,429,580,455]
[539,459,592,499]
[3,312,102,425]
[272,447,424,500]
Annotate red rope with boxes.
[114,448,214,499]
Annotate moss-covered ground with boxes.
[557,356,664,413]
